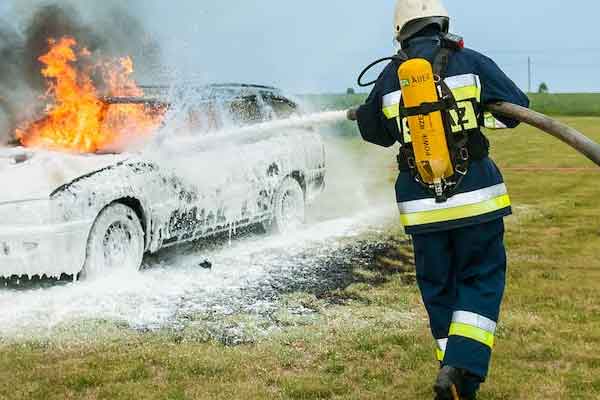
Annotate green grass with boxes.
[528,93,600,117]
[1,117,600,399]
[301,94,368,112]
[301,92,600,118]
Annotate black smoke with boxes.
[0,2,161,145]
[22,4,103,91]
[0,22,25,144]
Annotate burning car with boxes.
[0,83,326,279]
[0,37,326,279]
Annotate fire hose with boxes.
[346,104,600,167]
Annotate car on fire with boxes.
[0,84,326,279]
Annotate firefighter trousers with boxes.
[412,218,507,391]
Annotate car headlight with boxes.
[0,199,61,226]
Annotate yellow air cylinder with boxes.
[398,59,454,190]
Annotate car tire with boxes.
[81,203,145,279]
[263,177,305,234]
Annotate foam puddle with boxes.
[0,205,395,342]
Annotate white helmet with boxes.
[394,0,449,43]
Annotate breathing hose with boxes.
[357,52,408,87]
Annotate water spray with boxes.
[157,110,348,150]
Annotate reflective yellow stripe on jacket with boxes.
[444,74,481,132]
[382,73,506,140]
[382,90,411,143]
[398,184,510,228]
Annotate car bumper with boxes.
[0,220,92,278]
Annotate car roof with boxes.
[103,83,295,108]
[139,83,284,101]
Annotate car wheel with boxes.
[81,203,145,279]
[264,177,305,234]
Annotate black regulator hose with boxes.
[357,51,408,87]
[350,52,408,120]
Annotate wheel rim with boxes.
[84,206,144,279]
[102,221,135,269]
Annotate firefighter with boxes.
[349,0,529,399]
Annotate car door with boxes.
[218,93,275,225]
[158,98,230,242]
[162,94,271,243]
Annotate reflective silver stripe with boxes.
[452,311,497,334]
[444,74,481,90]
[436,338,448,352]
[398,184,508,214]
[384,75,479,108]
[382,90,402,108]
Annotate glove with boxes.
[346,107,358,121]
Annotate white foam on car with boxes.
[0,148,128,203]
[0,109,346,278]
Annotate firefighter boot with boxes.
[434,366,477,400]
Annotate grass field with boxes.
[1,115,599,399]
[302,92,600,118]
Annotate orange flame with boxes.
[16,37,163,153]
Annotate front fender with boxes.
[50,161,168,251]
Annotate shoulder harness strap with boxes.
[433,47,452,77]
[433,32,464,75]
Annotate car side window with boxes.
[228,96,263,126]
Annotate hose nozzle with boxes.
[347,107,358,121]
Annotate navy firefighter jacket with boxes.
[356,35,530,235]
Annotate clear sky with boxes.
[2,0,598,94]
